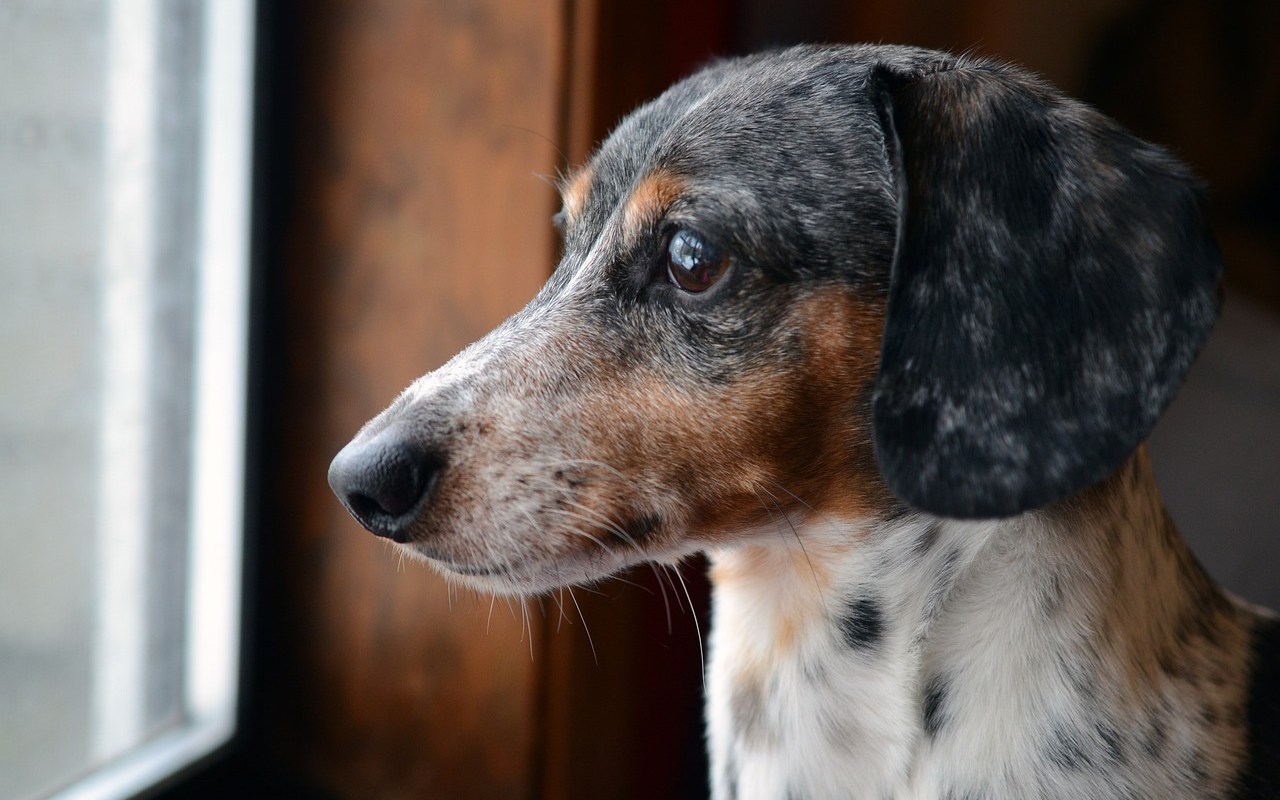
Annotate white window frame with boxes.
[49,1,255,797]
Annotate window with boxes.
[0,1,254,797]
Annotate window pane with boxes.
[0,1,252,797]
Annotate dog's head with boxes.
[328,44,1221,593]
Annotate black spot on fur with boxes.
[838,596,884,650]
[923,676,947,738]
[1096,722,1125,765]
[622,512,662,543]
[912,521,942,556]
[1185,751,1210,784]
[1143,715,1169,760]
[1046,726,1091,770]
[1056,651,1098,695]
[1038,572,1066,617]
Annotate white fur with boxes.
[706,508,1237,800]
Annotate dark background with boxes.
[163,1,1280,797]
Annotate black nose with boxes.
[327,432,442,541]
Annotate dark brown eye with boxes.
[666,229,729,292]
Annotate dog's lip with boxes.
[425,555,514,577]
[414,541,633,591]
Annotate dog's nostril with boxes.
[347,490,392,521]
[327,435,442,541]
[363,457,426,518]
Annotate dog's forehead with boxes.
[553,46,911,292]
[600,52,884,192]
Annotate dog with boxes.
[328,44,1279,799]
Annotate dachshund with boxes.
[329,44,1279,799]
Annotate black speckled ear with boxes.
[868,60,1222,519]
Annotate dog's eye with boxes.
[666,229,729,293]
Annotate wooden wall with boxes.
[258,2,563,798]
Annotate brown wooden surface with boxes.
[261,1,564,797]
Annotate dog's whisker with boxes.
[513,504,611,556]
[765,479,820,517]
[535,507,625,548]
[567,586,598,666]
[757,484,828,610]
[544,457,636,484]
[663,563,687,615]
[750,486,785,539]
[550,587,564,633]
[499,122,570,171]
[568,581,606,598]
[532,497,641,550]
[767,479,844,537]
[650,562,674,635]
[600,570,656,597]
[520,598,535,661]
[671,565,705,687]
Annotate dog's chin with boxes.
[397,540,645,597]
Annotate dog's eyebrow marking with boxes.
[558,165,594,225]
[621,169,685,245]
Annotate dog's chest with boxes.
[704,549,1071,800]
[706,544,927,799]
[704,517,1253,800]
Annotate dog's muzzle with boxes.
[327,423,444,542]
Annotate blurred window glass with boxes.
[0,1,253,797]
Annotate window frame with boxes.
[45,1,256,797]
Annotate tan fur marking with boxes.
[620,170,685,244]
[559,166,593,224]
[1051,448,1252,791]
[564,287,892,554]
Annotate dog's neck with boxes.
[705,447,1253,800]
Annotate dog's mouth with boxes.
[388,508,693,595]
[405,547,616,595]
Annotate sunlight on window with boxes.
[0,1,253,797]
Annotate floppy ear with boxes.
[868,59,1222,519]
